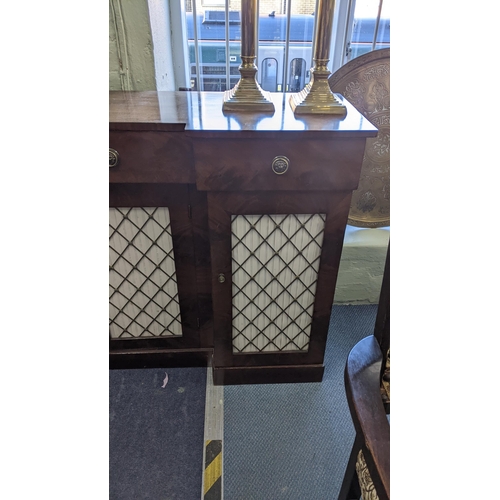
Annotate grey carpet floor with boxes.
[109,305,377,499]
[223,304,377,500]
[109,367,207,500]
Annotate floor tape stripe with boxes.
[201,359,224,500]
[204,476,222,500]
[204,441,222,496]
[205,439,223,468]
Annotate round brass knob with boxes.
[109,148,119,168]
[218,273,226,283]
[271,156,289,175]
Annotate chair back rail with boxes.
[345,335,390,500]
[374,243,390,379]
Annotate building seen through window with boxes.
[184,0,389,92]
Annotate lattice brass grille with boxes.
[231,214,326,353]
[109,207,182,338]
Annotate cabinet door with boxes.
[207,191,353,384]
[109,184,205,353]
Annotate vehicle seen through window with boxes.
[185,9,390,92]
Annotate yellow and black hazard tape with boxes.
[203,439,222,500]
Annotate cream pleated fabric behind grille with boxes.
[109,207,182,338]
[231,213,326,353]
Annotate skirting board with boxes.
[213,364,325,385]
[109,348,212,369]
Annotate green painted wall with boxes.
[109,0,157,90]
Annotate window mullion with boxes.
[283,0,292,92]
[310,0,320,71]
[192,0,202,90]
[328,0,354,73]
[372,0,383,51]
[225,0,230,90]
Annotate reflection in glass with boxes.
[289,58,306,93]
[261,57,278,92]
[185,0,242,91]
[258,2,315,92]
[349,0,390,62]
[185,0,317,93]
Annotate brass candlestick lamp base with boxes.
[223,56,275,113]
[289,60,346,115]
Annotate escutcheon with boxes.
[109,148,119,168]
[271,156,289,175]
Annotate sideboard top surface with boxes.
[109,91,378,137]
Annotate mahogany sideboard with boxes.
[109,90,378,385]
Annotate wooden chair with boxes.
[338,244,390,500]
[329,49,390,228]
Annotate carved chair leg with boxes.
[338,435,363,500]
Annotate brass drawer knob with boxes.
[109,148,119,168]
[272,156,289,175]
[218,273,226,283]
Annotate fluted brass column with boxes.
[289,0,346,115]
[222,0,275,112]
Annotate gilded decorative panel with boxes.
[329,49,390,227]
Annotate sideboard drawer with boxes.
[192,136,367,191]
[109,131,195,183]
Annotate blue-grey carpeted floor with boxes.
[109,367,207,500]
[223,304,377,500]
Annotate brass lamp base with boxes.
[223,57,275,113]
[289,64,346,115]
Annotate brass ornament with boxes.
[109,148,119,168]
[289,61,347,115]
[271,156,289,175]
[356,450,380,500]
[222,0,274,113]
[329,49,390,227]
[289,0,346,115]
[223,56,275,112]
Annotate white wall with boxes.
[334,226,390,304]
[147,0,176,91]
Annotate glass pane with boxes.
[184,1,318,92]
[375,0,390,50]
[185,0,241,91]
[258,1,316,92]
[349,0,390,61]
